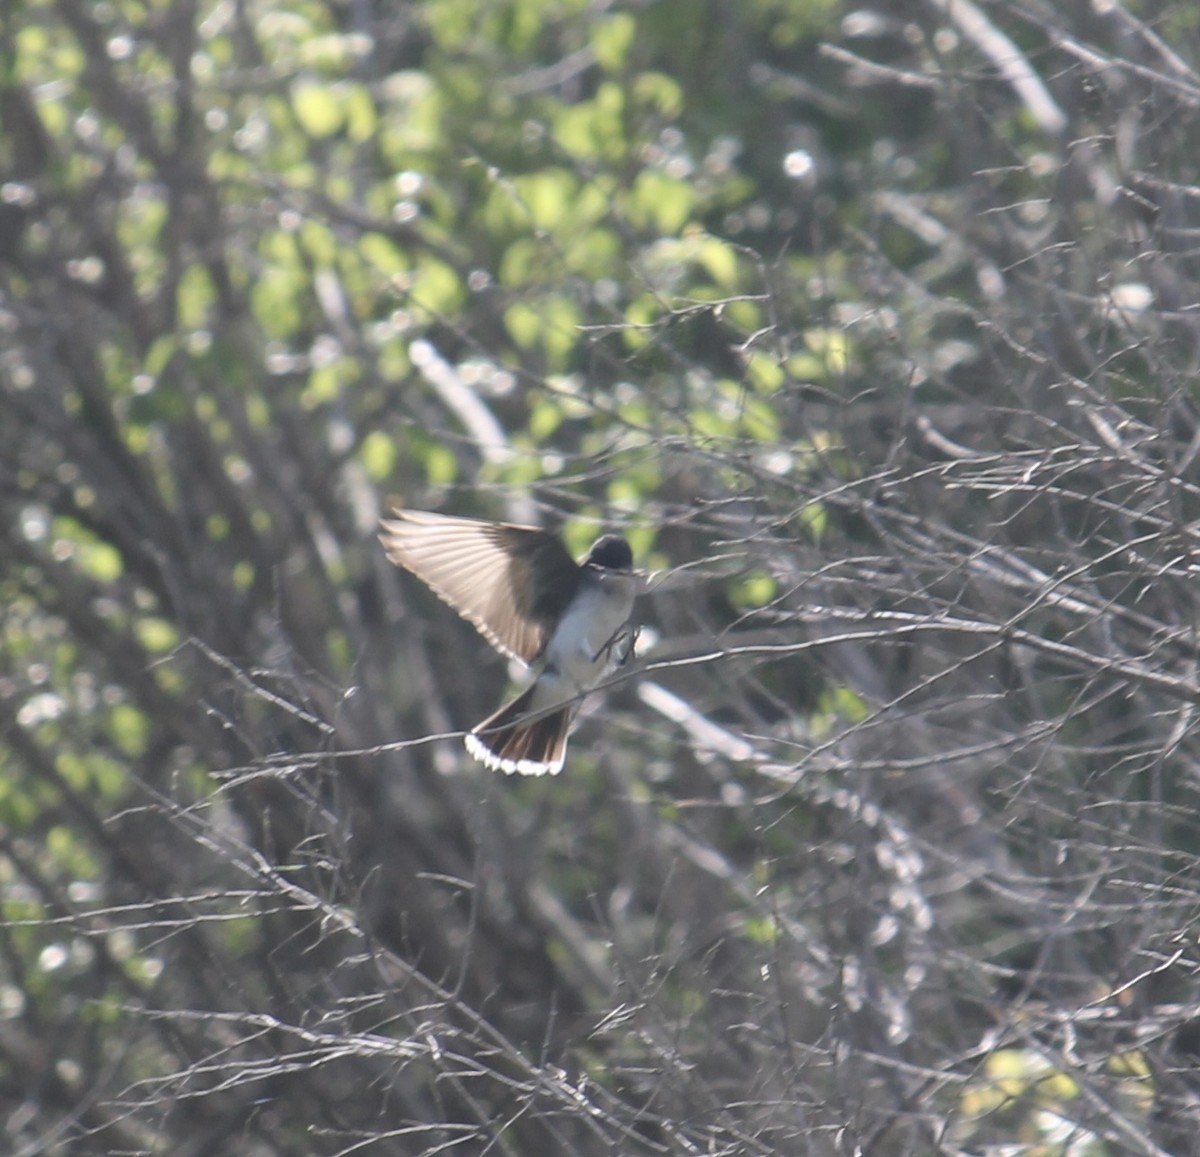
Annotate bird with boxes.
[379,507,638,775]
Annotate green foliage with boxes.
[729,570,778,611]
[4,0,1200,1152]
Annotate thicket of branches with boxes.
[4,0,1200,1153]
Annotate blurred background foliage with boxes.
[4,0,1200,1153]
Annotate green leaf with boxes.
[798,501,827,541]
[503,296,582,368]
[553,83,626,161]
[744,914,778,944]
[746,352,784,394]
[409,257,464,320]
[233,561,256,590]
[424,442,458,486]
[628,170,696,234]
[805,328,850,376]
[529,397,564,441]
[76,540,123,583]
[729,571,777,610]
[632,71,684,119]
[360,430,397,481]
[593,12,636,71]
[177,265,215,330]
[505,301,540,348]
[143,335,178,378]
[298,33,373,70]
[359,233,409,279]
[499,237,542,287]
[292,80,343,138]
[513,168,578,232]
[696,236,741,288]
[109,704,149,758]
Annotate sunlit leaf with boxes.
[593,11,636,71]
[513,169,578,232]
[76,541,123,583]
[109,704,149,758]
[292,80,343,138]
[424,442,458,485]
[627,170,695,234]
[729,571,777,609]
[360,430,398,481]
[529,397,563,441]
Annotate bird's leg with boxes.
[594,622,640,666]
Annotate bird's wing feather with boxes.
[379,508,580,664]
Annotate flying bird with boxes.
[379,507,638,775]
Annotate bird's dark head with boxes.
[585,534,633,571]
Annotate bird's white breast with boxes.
[545,571,636,692]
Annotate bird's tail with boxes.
[465,685,574,776]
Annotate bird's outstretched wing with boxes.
[379,507,580,664]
